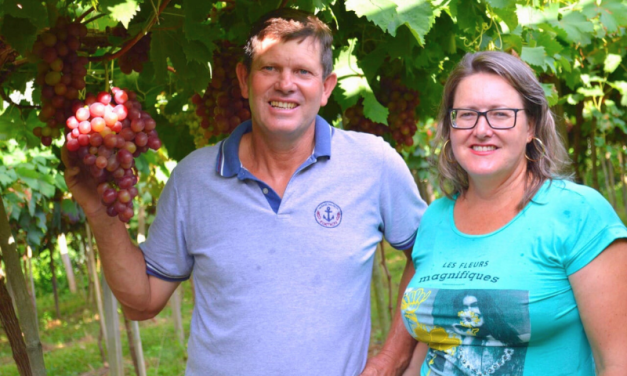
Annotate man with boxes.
[64,8,427,376]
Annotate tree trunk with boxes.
[590,118,600,191]
[102,277,123,376]
[85,224,108,347]
[170,287,185,346]
[606,149,617,209]
[572,101,584,183]
[57,234,77,294]
[0,197,47,375]
[371,243,390,337]
[0,274,32,376]
[600,149,615,207]
[49,248,60,319]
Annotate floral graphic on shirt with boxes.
[402,288,530,375]
[402,288,462,352]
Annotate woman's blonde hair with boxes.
[436,51,570,209]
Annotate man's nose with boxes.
[275,71,295,92]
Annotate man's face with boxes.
[236,37,337,140]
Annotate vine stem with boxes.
[82,13,107,25]
[89,0,171,63]
[76,6,95,23]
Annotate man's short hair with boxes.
[243,8,333,78]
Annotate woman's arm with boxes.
[569,238,627,376]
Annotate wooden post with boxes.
[57,233,77,293]
[49,248,60,319]
[0,196,47,375]
[102,277,124,376]
[85,224,108,346]
[25,246,38,333]
[170,287,185,346]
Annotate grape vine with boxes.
[344,77,420,151]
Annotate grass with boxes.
[1,244,408,375]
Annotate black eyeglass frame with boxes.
[448,108,524,130]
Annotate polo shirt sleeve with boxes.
[562,184,627,275]
[378,141,427,250]
[139,167,193,282]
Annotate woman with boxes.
[400,51,627,376]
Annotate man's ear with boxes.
[236,63,250,99]
[320,72,337,107]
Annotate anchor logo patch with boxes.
[314,201,342,228]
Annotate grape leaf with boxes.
[485,0,517,9]
[582,0,627,34]
[492,5,518,32]
[541,83,559,107]
[2,0,47,28]
[552,11,594,45]
[292,0,329,12]
[333,42,388,124]
[102,0,141,28]
[392,0,435,46]
[610,81,627,106]
[154,113,195,162]
[0,14,37,55]
[535,30,563,57]
[0,166,17,186]
[183,0,213,41]
[520,46,548,70]
[150,29,176,85]
[604,54,622,74]
[362,91,389,124]
[598,1,627,34]
[346,0,400,35]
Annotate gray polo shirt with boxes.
[141,116,426,375]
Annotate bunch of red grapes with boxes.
[31,16,89,146]
[116,29,151,75]
[343,99,389,137]
[65,87,162,222]
[344,78,420,150]
[379,77,420,148]
[191,41,251,140]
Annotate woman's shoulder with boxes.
[538,179,620,222]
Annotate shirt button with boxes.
[262,188,269,195]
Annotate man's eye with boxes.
[298,69,311,75]
[263,66,275,71]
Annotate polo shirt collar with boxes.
[215,115,333,178]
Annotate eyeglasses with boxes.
[449,108,524,129]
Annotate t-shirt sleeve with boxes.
[378,140,427,250]
[139,167,193,281]
[563,185,627,275]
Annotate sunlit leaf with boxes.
[520,46,548,70]
[604,54,622,74]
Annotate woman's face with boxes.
[462,295,484,327]
[450,73,534,185]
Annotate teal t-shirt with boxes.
[401,180,627,376]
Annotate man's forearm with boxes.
[87,211,152,312]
